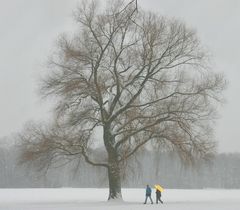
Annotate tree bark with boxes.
[104,124,122,200]
[107,156,122,200]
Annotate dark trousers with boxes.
[144,195,153,204]
[156,195,163,204]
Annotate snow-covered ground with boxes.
[0,188,239,210]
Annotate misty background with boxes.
[0,0,240,188]
[0,146,239,188]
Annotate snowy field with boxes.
[0,188,239,210]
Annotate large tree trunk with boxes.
[107,156,122,200]
[104,124,122,201]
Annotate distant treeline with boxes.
[0,146,239,188]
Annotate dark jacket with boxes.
[156,189,161,197]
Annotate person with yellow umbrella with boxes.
[154,184,164,204]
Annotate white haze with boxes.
[0,0,240,152]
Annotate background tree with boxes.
[19,0,226,200]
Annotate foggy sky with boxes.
[0,0,240,152]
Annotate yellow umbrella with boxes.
[154,184,164,192]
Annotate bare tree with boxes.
[19,0,226,200]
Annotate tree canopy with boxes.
[19,0,226,200]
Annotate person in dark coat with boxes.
[144,185,153,204]
[156,189,163,204]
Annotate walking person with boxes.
[156,189,163,204]
[143,184,153,204]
